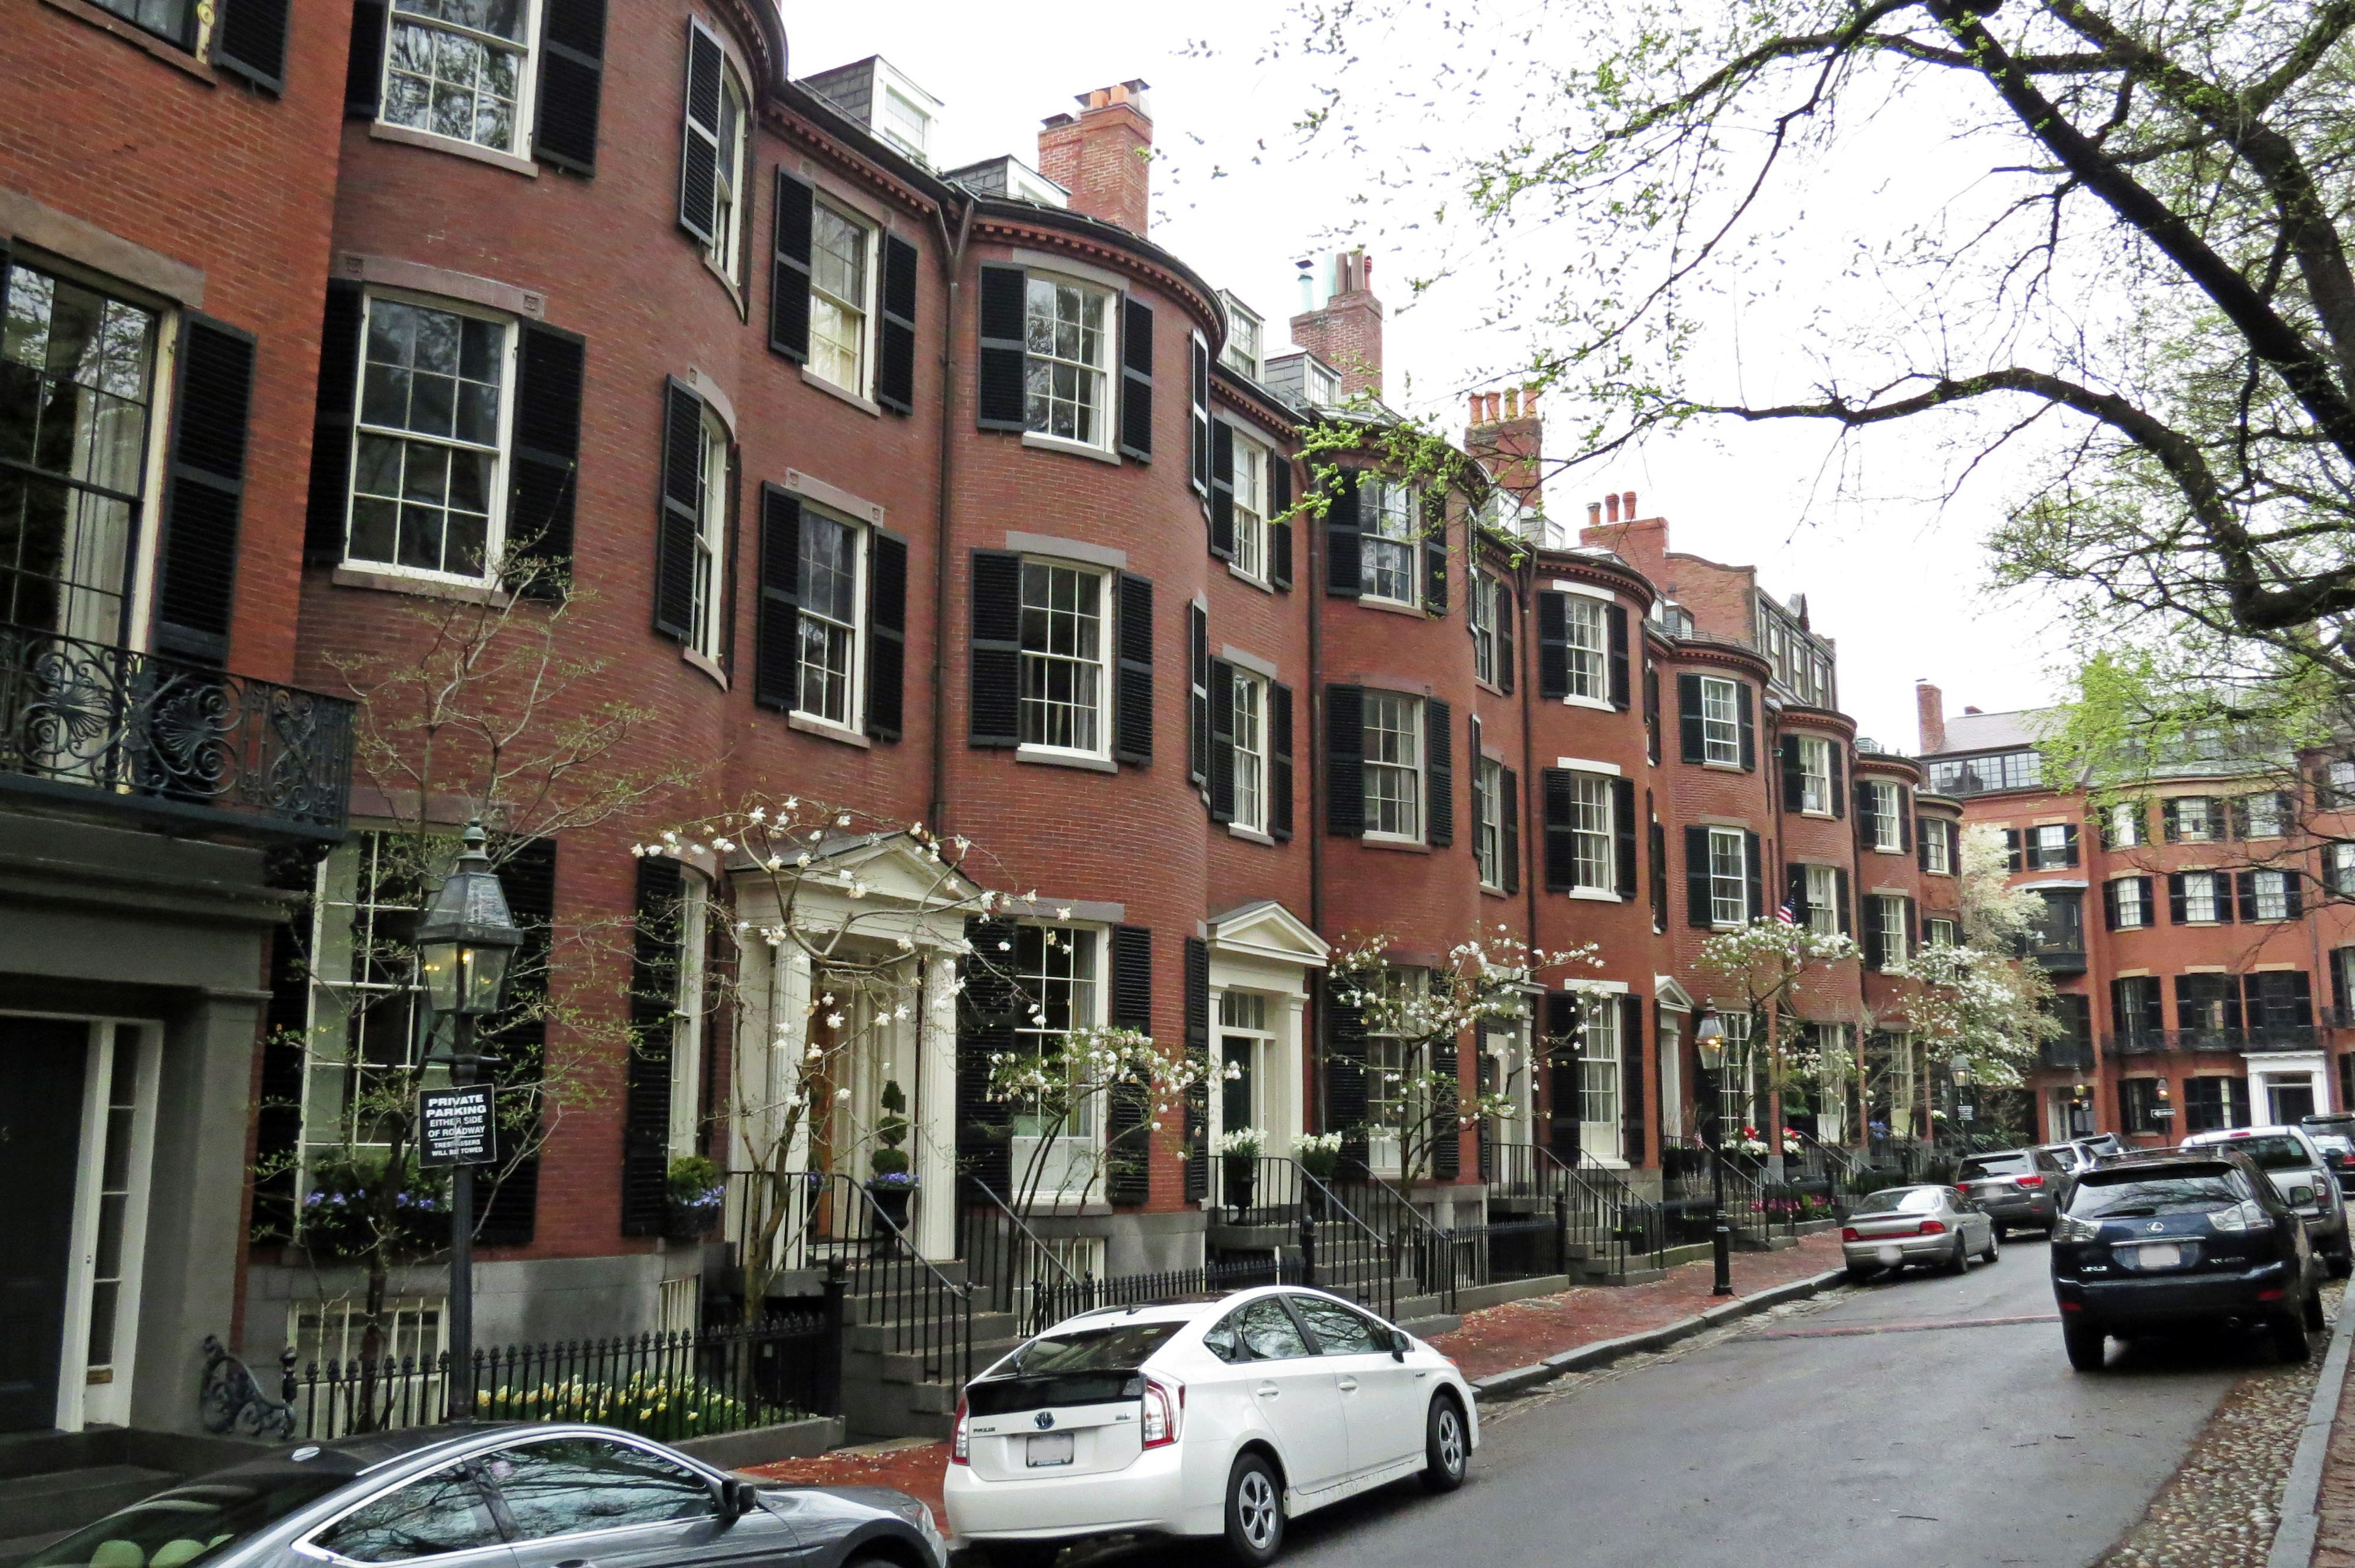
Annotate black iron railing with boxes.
[1030,1255,1295,1329]
[2104,1026,2322,1055]
[2040,1039,2098,1071]
[1334,1158,1468,1312]
[0,622,353,835]
[959,1177,1084,1332]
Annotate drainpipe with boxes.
[1518,553,1541,1148]
[927,193,975,833]
[1307,448,1325,1134]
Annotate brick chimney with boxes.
[1289,249,1384,400]
[1917,681,1947,755]
[1465,386,1544,516]
[1037,80,1152,235]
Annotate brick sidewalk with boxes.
[744,1232,1847,1517]
[2308,1343,2355,1567]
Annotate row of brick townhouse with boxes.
[1,0,1981,1446]
[1918,689,2355,1150]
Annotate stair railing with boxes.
[958,1176,1085,1333]
[1335,1157,1466,1312]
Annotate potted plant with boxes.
[866,1079,917,1255]
[1213,1127,1266,1217]
[665,1154,725,1241]
[1293,1131,1342,1216]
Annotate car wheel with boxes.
[2063,1320,2106,1371]
[1980,1228,2001,1264]
[1943,1239,1970,1275]
[2275,1312,2316,1364]
[2330,1252,2354,1281]
[1225,1451,1286,1566]
[2308,1290,2330,1333]
[1422,1393,1469,1494]
[1844,1264,1877,1284]
[971,1547,1062,1568]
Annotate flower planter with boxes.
[1223,1155,1258,1217]
[866,1180,916,1255]
[665,1199,721,1242]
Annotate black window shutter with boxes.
[2137,876,2154,924]
[507,319,584,600]
[1678,673,1705,762]
[1685,824,1712,927]
[1613,775,1637,898]
[1208,658,1237,822]
[1644,663,1661,763]
[2288,872,2306,920]
[653,379,702,641]
[1189,334,1211,495]
[1543,771,1575,892]
[1619,995,1646,1167]
[1834,866,1851,935]
[1650,816,1668,929]
[1106,925,1154,1205]
[1269,455,1294,591]
[1184,937,1211,1201]
[2294,970,2315,1028]
[1788,863,1809,925]
[1119,298,1154,461]
[957,916,1019,1192]
[1537,592,1570,699]
[1324,470,1361,597]
[2004,828,2023,871]
[153,315,255,667]
[532,0,607,173]
[2168,871,2187,924]
[1327,684,1365,836]
[1114,573,1154,765]
[1545,992,1581,1161]
[1426,697,1453,847]
[1498,586,1517,694]
[1187,603,1209,786]
[1209,421,1235,559]
[877,234,919,413]
[1745,832,1764,922]
[2102,879,2121,931]
[477,835,558,1246]
[1918,820,1931,873]
[865,530,908,741]
[1780,735,1804,813]
[678,21,724,243]
[1899,789,1915,851]
[2231,797,2251,839]
[1830,745,1845,818]
[1863,898,1887,971]
[1738,684,1756,771]
[752,484,802,711]
[1431,1037,1461,1180]
[2061,820,2077,866]
[1607,604,1631,710]
[1271,683,1295,840]
[621,856,683,1236]
[1502,767,1521,893]
[968,549,1024,746]
[976,265,1028,430]
[767,170,814,362]
[346,0,387,117]
[2337,952,2352,1024]
[304,280,364,564]
[1422,494,1449,615]
[1327,987,1369,1166]
[215,0,291,91]
[2162,799,2181,841]
[2237,870,2257,924]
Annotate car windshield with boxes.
[23,1472,350,1568]
[2193,1135,2314,1171]
[1958,1153,2031,1178]
[1859,1187,1945,1214]
[1001,1320,1181,1376]
[2067,1166,2248,1218]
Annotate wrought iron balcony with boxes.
[2033,946,2088,976]
[2101,1026,2322,1056]
[0,622,353,838]
[2038,1040,2096,1073]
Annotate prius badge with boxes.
[1035,1411,1055,1430]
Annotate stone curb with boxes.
[1469,1268,1848,1401]
[2269,1298,2355,1568]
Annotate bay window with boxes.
[1921,816,1953,874]
[1025,276,1112,448]
[1864,780,1903,851]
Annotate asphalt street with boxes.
[1116,1240,2290,1568]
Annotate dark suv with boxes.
[1956,1147,2067,1236]
[2049,1148,2324,1371]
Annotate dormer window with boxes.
[1305,360,1339,405]
[1219,293,1264,382]
[883,86,930,159]
[797,57,943,168]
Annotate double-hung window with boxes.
[1231,434,1268,582]
[2107,802,2145,847]
[2025,823,2071,870]
[1011,924,1100,1144]
[1362,691,1423,839]
[808,204,874,395]
[2330,761,2355,808]
[1024,276,1112,448]
[1563,596,1608,702]
[706,72,749,280]
[381,0,540,158]
[795,510,864,728]
[2112,876,2149,929]
[2172,797,2219,843]
[1232,670,1267,833]
[1866,781,1903,851]
[348,295,510,583]
[2182,871,2224,924]
[1699,676,1740,766]
[1804,865,1839,937]
[91,0,196,47]
[1475,757,1505,890]
[1877,895,1909,971]
[1359,478,1418,605]
[2253,869,2292,922]
[1708,827,1749,927]
[1921,817,1953,874]
[1471,573,1501,686]
[1019,562,1108,755]
[1925,917,1958,948]
[1579,1001,1620,1140]
[684,409,729,662]
[1798,736,1833,816]
[1568,774,1614,894]
[2243,793,2286,839]
[0,259,159,645]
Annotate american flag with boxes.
[1775,901,1799,925]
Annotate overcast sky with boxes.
[781,2,2073,752]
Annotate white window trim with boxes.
[1017,557,1114,762]
[342,287,518,590]
[1566,770,1616,898]
[375,0,544,163]
[1923,818,1954,875]
[686,407,730,664]
[1699,676,1742,768]
[1359,476,1421,610]
[1867,780,1904,852]
[1474,756,1505,892]
[704,65,751,286]
[1471,572,1499,689]
[1233,668,1269,836]
[667,878,708,1157]
[1877,895,1908,973]
[1798,736,1834,818]
[805,198,877,400]
[2112,876,2149,930]
[790,506,868,734]
[1023,269,1119,454]
[2182,870,2224,924]
[1361,690,1425,844]
[1707,825,1749,928]
[1230,429,1270,587]
[51,1017,162,1433]
[1561,594,1610,706]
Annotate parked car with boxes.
[1840,1185,1999,1280]
[944,1287,1479,1566]
[2077,1133,2125,1160]
[2036,1141,2093,1176]
[1955,1147,2068,1236]
[2309,1131,2355,1200]
[2180,1125,2355,1277]
[2050,1146,2324,1369]
[21,1423,946,1568]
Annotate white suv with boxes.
[943,1286,1479,1566]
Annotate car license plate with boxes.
[2134,1242,2183,1269]
[1027,1432,1075,1467]
[1876,1244,1904,1266]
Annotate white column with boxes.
[1282,993,1309,1150]
[914,950,959,1260]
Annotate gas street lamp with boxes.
[1950,1054,1976,1144]
[1694,1008,1734,1298]
[414,820,520,1420]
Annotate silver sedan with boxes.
[1841,1184,1999,1280]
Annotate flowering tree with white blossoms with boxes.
[983,1025,1230,1223]
[1885,824,2059,1094]
[1328,927,1603,1185]
[1695,919,1864,1153]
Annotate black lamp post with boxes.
[1694,1006,1734,1298]
[1950,1054,1975,1147]
[415,821,520,1421]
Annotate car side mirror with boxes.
[1391,1329,1411,1361]
[717,1477,759,1523]
[2292,1185,2316,1207]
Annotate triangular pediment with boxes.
[724,830,981,934]
[1209,900,1330,967]
[1654,974,1696,1011]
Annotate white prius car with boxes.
[943,1286,1479,1566]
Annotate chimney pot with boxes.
[1605,494,1622,523]
[1469,393,1485,427]
[1504,389,1520,419]
[1622,490,1636,520]
[1964,705,1982,714]
[1289,247,1385,399]
[1037,80,1155,235]
[1524,387,1541,417]
[1916,681,1947,755]
[1587,502,1602,526]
